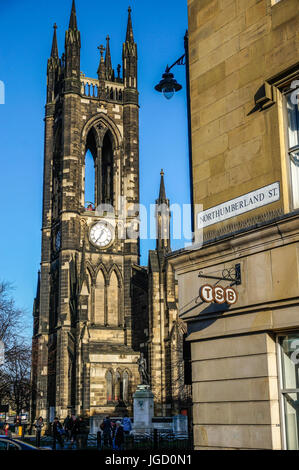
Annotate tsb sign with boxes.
[199,285,237,305]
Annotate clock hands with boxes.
[95,229,104,243]
[91,223,113,247]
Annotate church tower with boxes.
[32,1,141,420]
[147,171,188,416]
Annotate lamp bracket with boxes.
[166,53,186,73]
[198,263,241,286]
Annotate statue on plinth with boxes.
[137,352,149,386]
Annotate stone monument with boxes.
[133,353,154,432]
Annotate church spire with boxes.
[47,23,60,103]
[51,23,59,58]
[126,6,134,43]
[105,35,113,81]
[155,170,171,252]
[158,169,167,202]
[64,0,81,91]
[69,0,78,30]
[122,6,137,90]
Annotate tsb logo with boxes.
[200,285,237,305]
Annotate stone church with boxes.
[31,0,190,422]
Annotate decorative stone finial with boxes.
[97,44,105,58]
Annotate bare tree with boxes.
[0,281,23,345]
[4,344,31,415]
[0,282,31,414]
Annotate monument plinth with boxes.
[133,384,154,432]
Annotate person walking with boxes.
[3,423,12,438]
[14,416,21,437]
[113,421,124,451]
[35,417,44,448]
[63,415,72,441]
[121,414,132,435]
[76,416,89,450]
[52,417,64,450]
[69,414,78,448]
[102,415,112,448]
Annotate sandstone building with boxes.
[170,0,299,450]
[31,1,188,422]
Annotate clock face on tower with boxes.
[89,221,114,248]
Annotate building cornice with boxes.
[168,210,299,274]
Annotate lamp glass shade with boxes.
[162,87,175,100]
[155,71,182,99]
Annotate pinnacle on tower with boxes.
[126,6,134,43]
[158,169,167,202]
[105,35,113,81]
[69,0,78,30]
[156,169,171,252]
[97,44,106,81]
[51,23,59,58]
[64,0,81,90]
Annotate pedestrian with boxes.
[113,421,124,451]
[52,417,64,450]
[3,423,12,438]
[102,415,112,448]
[121,414,132,435]
[76,416,89,450]
[96,428,102,450]
[35,416,44,448]
[63,415,72,441]
[69,414,78,447]
[111,420,116,440]
[15,416,21,437]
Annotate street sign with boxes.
[199,285,238,305]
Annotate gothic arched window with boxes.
[115,370,121,401]
[123,370,129,403]
[106,370,113,403]
[94,269,105,324]
[84,129,97,207]
[107,271,119,326]
[101,132,113,206]
[85,150,95,206]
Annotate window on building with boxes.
[106,370,113,403]
[85,128,97,208]
[278,333,299,449]
[85,150,95,207]
[286,89,299,208]
[107,271,119,326]
[101,132,114,206]
[123,370,129,402]
[115,371,121,401]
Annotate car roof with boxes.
[0,437,38,449]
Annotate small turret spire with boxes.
[97,44,106,81]
[105,35,113,81]
[155,170,171,252]
[126,6,134,43]
[158,169,167,202]
[51,23,59,58]
[69,0,78,30]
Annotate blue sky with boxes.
[0,0,189,335]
